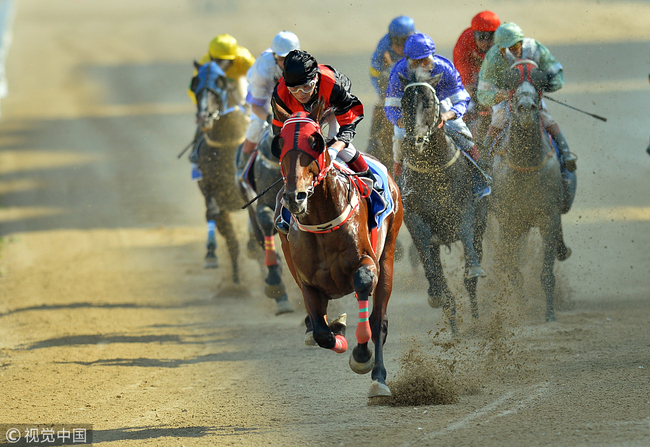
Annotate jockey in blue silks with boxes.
[369,16,416,96]
[385,32,480,176]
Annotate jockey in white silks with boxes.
[239,31,300,164]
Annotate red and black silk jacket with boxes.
[272,64,364,147]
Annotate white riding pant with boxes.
[324,112,357,162]
[245,114,269,144]
[490,99,557,129]
[392,98,474,163]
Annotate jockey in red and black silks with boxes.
[271,50,371,176]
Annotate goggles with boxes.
[389,35,409,47]
[474,31,495,42]
[287,78,317,95]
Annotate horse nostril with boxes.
[296,192,307,202]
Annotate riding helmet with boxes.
[283,50,319,87]
[471,11,501,32]
[388,16,416,37]
[209,34,238,60]
[271,31,300,57]
[403,32,436,60]
[494,22,524,49]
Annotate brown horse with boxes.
[271,100,403,398]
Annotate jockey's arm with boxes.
[251,103,267,121]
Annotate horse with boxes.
[489,60,572,322]
[235,128,294,315]
[398,70,488,327]
[190,60,249,282]
[271,99,403,398]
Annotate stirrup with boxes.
[274,214,289,235]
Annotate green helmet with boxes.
[494,22,524,49]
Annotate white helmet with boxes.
[271,31,300,57]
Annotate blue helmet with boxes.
[403,32,435,59]
[388,16,416,38]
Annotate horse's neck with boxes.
[426,126,456,163]
[508,118,548,166]
[302,171,351,225]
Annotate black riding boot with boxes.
[551,131,577,172]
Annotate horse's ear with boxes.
[309,97,325,123]
[271,135,283,159]
[193,60,201,70]
[272,97,290,124]
[428,73,443,88]
[311,132,326,154]
[504,68,520,91]
[529,68,548,92]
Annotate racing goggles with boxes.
[287,78,317,95]
[474,31,495,42]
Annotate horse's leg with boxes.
[498,221,525,295]
[257,204,293,315]
[349,257,378,377]
[403,212,448,307]
[215,210,240,284]
[540,228,558,322]
[464,200,488,320]
[459,199,486,279]
[303,286,346,352]
[199,180,219,269]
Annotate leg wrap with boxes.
[356,300,372,344]
[264,236,278,266]
[331,334,348,353]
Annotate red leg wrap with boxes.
[331,334,348,353]
[356,300,372,344]
[264,236,278,266]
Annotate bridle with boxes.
[402,81,460,173]
[402,81,439,154]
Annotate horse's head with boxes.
[400,71,443,152]
[190,60,229,132]
[505,59,546,128]
[271,98,328,216]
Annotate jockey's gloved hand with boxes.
[327,147,338,163]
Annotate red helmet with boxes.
[471,11,501,32]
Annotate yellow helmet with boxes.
[209,34,238,60]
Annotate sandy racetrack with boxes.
[1,1,649,446]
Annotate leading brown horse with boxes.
[271,99,403,399]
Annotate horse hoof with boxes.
[274,298,294,315]
[204,253,218,269]
[557,246,572,261]
[368,380,391,398]
[330,313,347,327]
[304,331,317,346]
[265,282,287,299]
[428,294,444,308]
[466,266,487,278]
[349,350,374,375]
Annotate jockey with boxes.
[240,31,300,162]
[369,15,416,97]
[187,34,255,163]
[271,49,368,176]
[452,11,501,108]
[477,22,577,172]
[385,32,476,176]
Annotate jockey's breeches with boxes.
[245,114,269,144]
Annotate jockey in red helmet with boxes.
[453,11,501,103]
[271,50,370,177]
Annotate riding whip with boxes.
[241,177,283,209]
[177,136,197,159]
[543,95,607,122]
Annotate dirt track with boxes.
[1,1,649,446]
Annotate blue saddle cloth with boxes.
[364,157,394,230]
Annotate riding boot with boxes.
[236,139,257,172]
[547,125,577,172]
[188,126,202,164]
